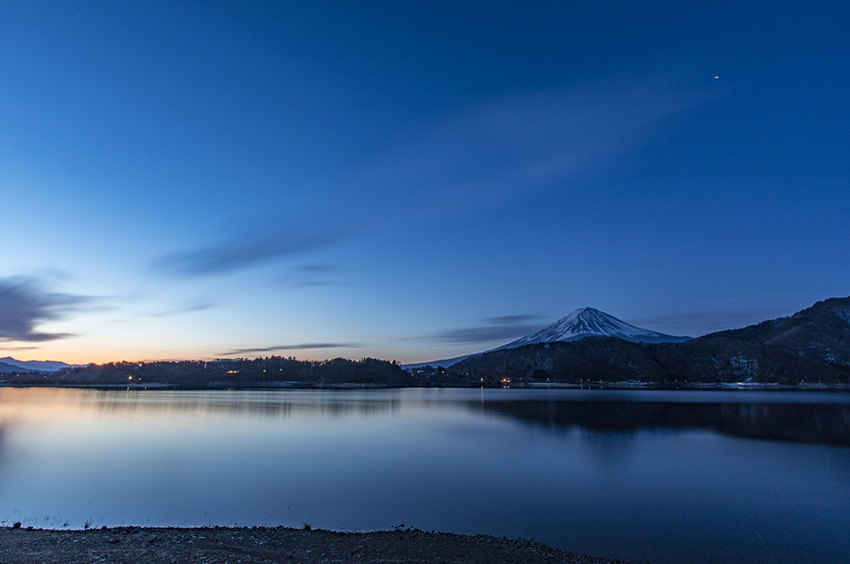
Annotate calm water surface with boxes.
[1,387,849,564]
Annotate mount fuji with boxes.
[405,308,690,369]
[496,307,690,349]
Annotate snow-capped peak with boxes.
[402,307,691,369]
[494,307,690,350]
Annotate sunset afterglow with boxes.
[2,2,848,365]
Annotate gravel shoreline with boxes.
[0,525,639,564]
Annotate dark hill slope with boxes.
[450,298,850,384]
[700,297,850,369]
[451,337,847,384]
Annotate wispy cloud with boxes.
[426,314,545,345]
[630,300,796,337]
[155,228,344,277]
[220,343,360,356]
[483,314,542,325]
[0,277,89,342]
[297,264,335,273]
[296,280,341,287]
[146,302,215,318]
[356,75,706,220]
[288,264,343,287]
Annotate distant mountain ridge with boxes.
[0,361,25,374]
[0,357,81,373]
[405,307,689,369]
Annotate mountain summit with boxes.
[496,307,690,350]
[404,307,690,369]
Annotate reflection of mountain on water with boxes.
[82,390,400,421]
[469,400,850,446]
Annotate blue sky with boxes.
[2,1,849,364]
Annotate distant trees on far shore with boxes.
[24,356,417,387]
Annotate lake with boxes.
[1,387,848,563]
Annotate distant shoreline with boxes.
[2,381,849,392]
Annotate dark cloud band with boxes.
[0,277,88,343]
[220,343,360,356]
[426,314,544,345]
[156,229,343,277]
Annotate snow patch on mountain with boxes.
[495,308,690,349]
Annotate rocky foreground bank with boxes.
[0,525,639,564]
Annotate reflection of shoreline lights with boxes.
[0,388,401,423]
